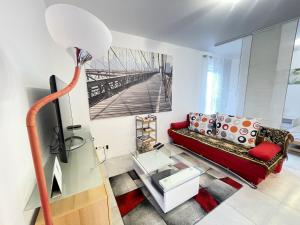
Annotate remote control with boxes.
[156,144,164,150]
[153,142,162,148]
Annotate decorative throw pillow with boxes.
[189,112,216,136]
[189,112,201,133]
[248,141,281,161]
[216,113,261,147]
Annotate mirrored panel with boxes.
[244,20,298,128]
[282,20,300,143]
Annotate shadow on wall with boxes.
[26,87,57,162]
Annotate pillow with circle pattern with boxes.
[189,112,216,136]
[216,113,261,147]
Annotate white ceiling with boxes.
[44,0,300,51]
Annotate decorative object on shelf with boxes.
[86,46,173,120]
[26,4,111,225]
[136,114,157,153]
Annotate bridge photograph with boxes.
[85,46,173,120]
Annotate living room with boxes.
[1,0,300,225]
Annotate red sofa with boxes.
[168,117,294,186]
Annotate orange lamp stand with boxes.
[26,65,80,225]
[31,3,112,225]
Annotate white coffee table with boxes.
[132,146,203,213]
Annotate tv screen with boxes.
[50,75,74,163]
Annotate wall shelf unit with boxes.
[136,115,157,153]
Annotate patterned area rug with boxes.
[109,152,242,225]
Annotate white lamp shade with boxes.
[45,4,112,59]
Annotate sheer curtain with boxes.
[200,55,225,114]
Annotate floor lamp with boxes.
[26,4,112,225]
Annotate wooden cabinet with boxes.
[35,184,110,225]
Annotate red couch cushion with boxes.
[249,141,281,161]
[170,121,189,130]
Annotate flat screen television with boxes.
[50,75,74,163]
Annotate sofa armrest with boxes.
[257,126,294,158]
[170,120,189,130]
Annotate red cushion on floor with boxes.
[170,121,189,130]
[249,141,281,161]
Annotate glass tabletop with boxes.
[132,144,203,175]
[132,149,174,174]
[132,144,204,193]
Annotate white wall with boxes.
[71,31,205,158]
[0,0,73,225]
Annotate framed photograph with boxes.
[85,46,173,120]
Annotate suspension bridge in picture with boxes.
[85,47,173,119]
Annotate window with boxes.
[205,71,218,114]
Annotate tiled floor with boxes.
[101,146,300,225]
